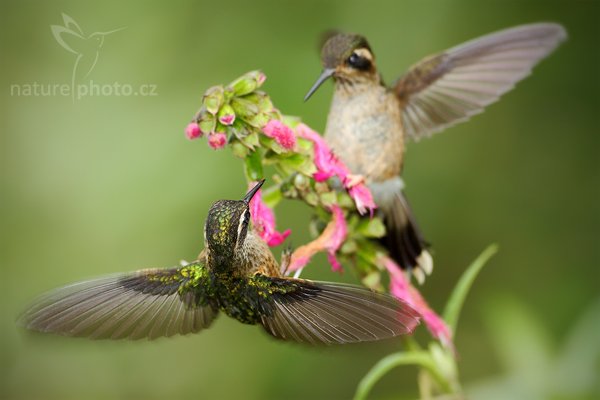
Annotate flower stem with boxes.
[353,351,452,400]
[443,244,498,333]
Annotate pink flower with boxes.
[296,124,337,181]
[185,122,202,140]
[348,184,377,217]
[207,132,227,150]
[248,183,291,246]
[296,123,377,216]
[219,114,235,126]
[382,256,453,349]
[262,120,296,150]
[325,205,347,271]
[288,205,347,272]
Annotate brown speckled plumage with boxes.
[19,181,420,344]
[307,25,566,282]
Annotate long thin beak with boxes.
[243,179,265,204]
[303,68,335,102]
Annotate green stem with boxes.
[443,244,498,333]
[353,351,452,400]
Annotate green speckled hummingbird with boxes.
[304,23,566,283]
[20,180,419,344]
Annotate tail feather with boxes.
[372,178,433,284]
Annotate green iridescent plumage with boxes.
[19,181,420,344]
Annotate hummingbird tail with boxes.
[255,276,420,345]
[373,178,433,284]
[18,262,217,340]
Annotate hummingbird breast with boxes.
[234,231,281,278]
[324,84,405,182]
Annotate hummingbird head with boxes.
[204,180,265,264]
[304,33,377,101]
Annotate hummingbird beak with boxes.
[304,68,335,102]
[243,179,266,204]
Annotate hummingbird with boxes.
[304,23,567,283]
[19,180,420,344]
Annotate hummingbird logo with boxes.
[51,13,124,99]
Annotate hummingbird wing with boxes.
[251,275,420,345]
[393,23,566,141]
[19,261,217,340]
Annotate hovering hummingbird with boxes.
[19,180,420,344]
[50,13,124,95]
[304,23,567,283]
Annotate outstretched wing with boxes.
[19,262,217,340]
[394,23,566,141]
[251,275,420,345]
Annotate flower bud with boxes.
[203,85,224,115]
[230,97,260,120]
[228,70,265,96]
[207,132,227,150]
[218,104,236,125]
[198,112,216,135]
[185,122,202,140]
[242,91,274,113]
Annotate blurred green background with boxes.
[1,1,598,399]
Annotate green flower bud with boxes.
[228,70,265,96]
[218,103,236,125]
[242,91,274,113]
[230,97,259,120]
[203,85,224,115]
[198,111,216,135]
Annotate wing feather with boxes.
[19,263,218,340]
[394,23,567,140]
[258,277,420,345]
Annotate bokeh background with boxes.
[1,1,598,399]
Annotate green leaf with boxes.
[356,218,386,238]
[244,150,263,181]
[360,271,382,291]
[241,131,259,148]
[278,153,316,176]
[319,191,337,208]
[231,141,250,158]
[443,244,498,333]
[262,185,283,208]
[354,351,452,400]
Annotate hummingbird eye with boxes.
[347,52,371,71]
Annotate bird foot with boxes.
[345,174,365,188]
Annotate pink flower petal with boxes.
[207,132,227,149]
[327,253,343,272]
[327,205,347,254]
[348,184,377,217]
[262,120,296,150]
[382,256,454,349]
[185,122,202,140]
[296,123,377,215]
[219,114,235,126]
[288,204,347,273]
[248,182,291,247]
